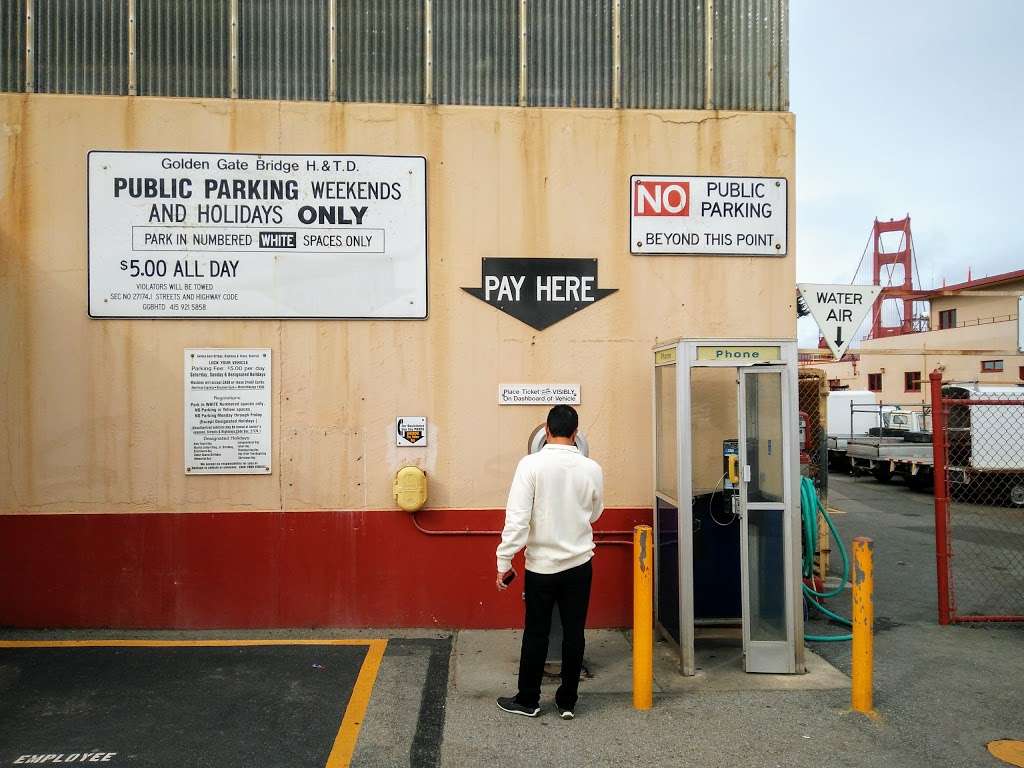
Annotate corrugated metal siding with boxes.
[1,0,26,93]
[528,0,613,108]
[713,0,788,111]
[338,0,424,104]
[621,0,704,109]
[433,0,517,106]
[137,0,230,98]
[7,1,790,111]
[34,0,128,95]
[240,0,328,102]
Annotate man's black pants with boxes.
[515,559,593,710]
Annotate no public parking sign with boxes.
[630,175,788,256]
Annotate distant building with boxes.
[801,269,1024,405]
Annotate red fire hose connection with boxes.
[410,510,633,546]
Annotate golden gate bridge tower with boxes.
[870,216,917,338]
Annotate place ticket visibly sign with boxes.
[89,151,426,318]
[185,348,271,474]
[630,175,787,256]
[498,384,581,405]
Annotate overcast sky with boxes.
[790,0,1024,345]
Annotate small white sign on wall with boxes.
[185,348,271,474]
[498,384,581,405]
[396,416,428,447]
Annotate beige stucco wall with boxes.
[930,279,1024,326]
[1,93,796,514]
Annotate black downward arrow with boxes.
[835,326,844,347]
[463,257,617,331]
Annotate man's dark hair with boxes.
[546,405,578,438]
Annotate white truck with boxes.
[826,391,924,468]
[840,384,1024,505]
[942,384,1024,507]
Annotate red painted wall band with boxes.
[0,508,652,629]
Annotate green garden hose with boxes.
[800,476,853,642]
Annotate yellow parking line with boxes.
[989,740,1024,767]
[0,637,390,768]
[326,638,387,768]
[0,638,378,647]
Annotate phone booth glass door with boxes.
[739,366,796,672]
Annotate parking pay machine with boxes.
[653,338,804,675]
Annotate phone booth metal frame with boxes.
[652,337,804,676]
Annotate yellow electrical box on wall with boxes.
[393,466,428,512]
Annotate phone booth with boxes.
[653,338,804,675]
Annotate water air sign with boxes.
[797,283,882,360]
[88,151,427,318]
[630,175,788,256]
[462,258,617,331]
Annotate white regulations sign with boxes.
[89,151,427,318]
[185,348,271,474]
[630,175,787,256]
[498,384,581,405]
[797,283,882,360]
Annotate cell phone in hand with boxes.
[502,568,517,586]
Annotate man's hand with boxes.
[496,569,512,591]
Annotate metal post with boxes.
[423,0,433,104]
[703,0,714,109]
[518,0,527,107]
[229,0,239,99]
[850,536,875,715]
[328,0,337,101]
[633,525,653,710]
[127,0,137,96]
[930,369,953,625]
[24,0,34,94]
[611,0,621,109]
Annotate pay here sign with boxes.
[630,175,787,256]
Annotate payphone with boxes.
[653,338,803,675]
[528,424,589,457]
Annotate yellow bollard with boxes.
[851,536,875,715]
[633,525,653,710]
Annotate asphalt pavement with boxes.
[806,471,1024,767]
[440,471,1023,768]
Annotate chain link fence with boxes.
[931,372,1024,623]
[799,370,830,581]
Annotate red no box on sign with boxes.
[633,180,690,217]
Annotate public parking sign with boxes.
[88,151,427,319]
[630,175,787,256]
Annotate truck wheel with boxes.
[872,466,893,483]
[907,473,933,492]
[1010,482,1024,508]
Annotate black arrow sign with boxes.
[835,326,844,347]
[462,258,617,331]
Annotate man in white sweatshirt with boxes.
[495,405,604,720]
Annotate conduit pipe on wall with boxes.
[410,511,632,546]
